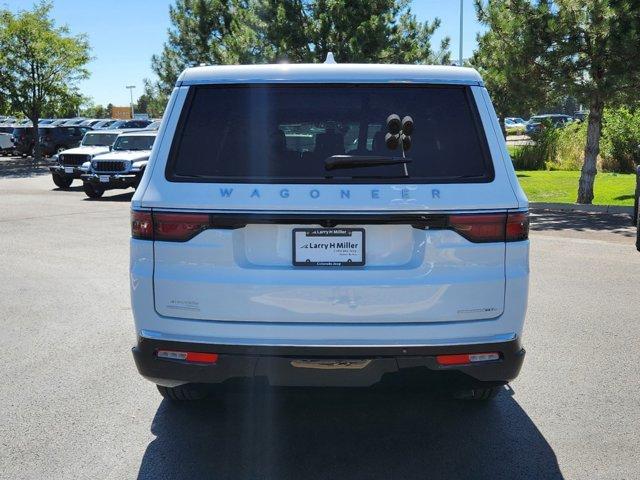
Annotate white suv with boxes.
[81,131,157,198]
[49,130,121,189]
[130,63,529,402]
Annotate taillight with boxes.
[449,213,506,242]
[131,211,153,239]
[506,212,529,241]
[153,212,210,242]
[448,212,528,243]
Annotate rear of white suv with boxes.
[130,63,529,401]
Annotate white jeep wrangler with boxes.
[49,130,121,189]
[81,131,157,199]
[130,62,529,402]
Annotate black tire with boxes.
[454,386,502,401]
[83,182,104,199]
[157,384,207,402]
[52,173,73,189]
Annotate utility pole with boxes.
[459,0,464,67]
[126,85,136,119]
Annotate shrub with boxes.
[510,123,559,170]
[509,108,640,173]
[600,107,640,173]
[549,121,586,171]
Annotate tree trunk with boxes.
[577,99,604,204]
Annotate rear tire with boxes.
[157,384,207,402]
[52,173,73,189]
[83,182,104,199]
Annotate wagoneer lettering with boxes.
[130,62,529,403]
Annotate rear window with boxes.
[167,84,494,184]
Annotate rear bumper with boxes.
[132,336,525,388]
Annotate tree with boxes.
[0,1,90,160]
[135,93,150,114]
[474,0,640,204]
[141,79,168,118]
[307,0,450,64]
[81,103,107,118]
[150,0,264,99]
[147,0,451,101]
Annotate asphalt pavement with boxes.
[0,160,639,480]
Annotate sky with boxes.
[0,0,485,107]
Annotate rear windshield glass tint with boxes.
[168,84,493,183]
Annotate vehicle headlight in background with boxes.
[91,161,98,169]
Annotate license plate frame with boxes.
[99,175,110,183]
[292,228,365,267]
[64,167,74,174]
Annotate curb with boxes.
[530,202,634,214]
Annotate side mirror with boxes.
[108,145,112,151]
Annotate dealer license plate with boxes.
[292,228,365,267]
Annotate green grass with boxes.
[516,170,637,206]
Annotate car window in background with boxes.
[112,135,155,151]
[82,133,119,146]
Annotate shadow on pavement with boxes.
[138,387,562,480]
[531,209,635,238]
[82,191,134,202]
[0,156,50,178]
[52,185,84,192]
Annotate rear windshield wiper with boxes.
[324,155,412,171]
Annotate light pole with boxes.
[126,85,136,119]
[459,0,464,67]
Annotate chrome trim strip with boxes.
[139,329,517,348]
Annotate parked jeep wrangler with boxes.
[49,130,121,189]
[130,62,529,402]
[81,131,157,199]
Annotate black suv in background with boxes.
[11,126,36,156]
[39,126,89,156]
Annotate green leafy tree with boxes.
[141,79,168,118]
[474,0,640,204]
[135,93,150,114]
[80,103,108,118]
[147,0,451,109]
[0,1,90,159]
[150,0,264,98]
[308,0,449,64]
